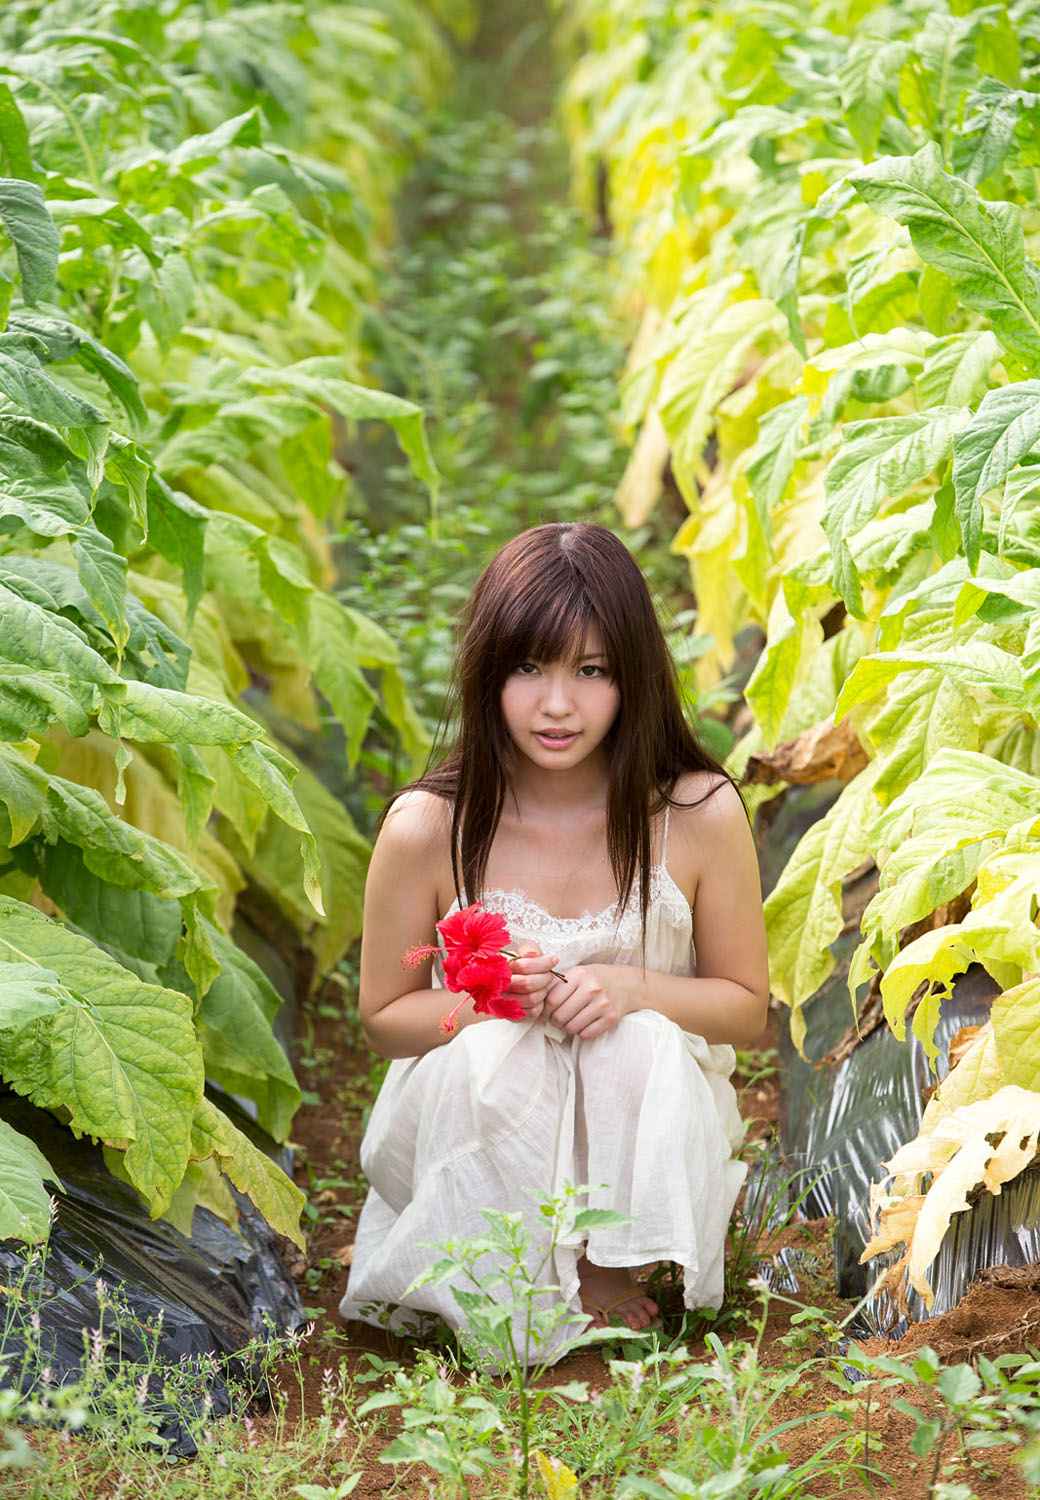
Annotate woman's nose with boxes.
[539,670,573,716]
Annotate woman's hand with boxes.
[505,942,560,1021]
[543,964,633,1039]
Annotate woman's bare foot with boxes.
[577,1256,658,1330]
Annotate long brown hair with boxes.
[406,523,734,932]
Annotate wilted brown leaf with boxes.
[746,716,868,786]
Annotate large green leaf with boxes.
[133,249,196,350]
[848,144,1040,367]
[40,767,206,899]
[0,83,32,179]
[823,409,968,612]
[0,897,203,1214]
[41,842,183,968]
[71,525,129,654]
[839,36,909,159]
[765,763,883,1045]
[999,466,1040,560]
[189,1095,304,1247]
[951,382,1040,568]
[836,642,1026,717]
[0,577,119,683]
[0,962,67,1030]
[0,1116,60,1242]
[0,743,45,844]
[852,748,1040,986]
[0,552,188,689]
[239,759,369,964]
[110,679,263,748]
[877,552,1013,628]
[308,593,377,761]
[189,924,300,1143]
[5,312,146,430]
[229,740,324,915]
[915,331,1002,410]
[0,665,94,739]
[145,477,206,618]
[237,358,439,501]
[0,333,107,428]
[848,503,937,595]
[167,108,263,171]
[954,81,1040,185]
[0,178,58,304]
[863,671,978,804]
[174,743,216,845]
[905,8,1013,135]
[952,567,1040,630]
[0,474,90,536]
[873,747,1040,853]
[0,414,76,478]
[745,396,808,529]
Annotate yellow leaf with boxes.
[908,1091,1040,1302]
[860,1194,926,1261]
[615,405,669,527]
[864,1086,1040,1307]
[533,1449,579,1500]
[919,1022,1005,1132]
[993,977,1040,1091]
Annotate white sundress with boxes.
[339,831,747,1361]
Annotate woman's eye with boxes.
[515,662,539,676]
[578,664,606,678]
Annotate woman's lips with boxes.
[534,730,578,749]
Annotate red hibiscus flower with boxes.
[437,904,511,964]
[454,954,516,1010]
[402,902,526,1035]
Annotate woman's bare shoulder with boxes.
[665,771,750,875]
[377,788,453,857]
[669,770,745,824]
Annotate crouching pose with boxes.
[339,522,769,1354]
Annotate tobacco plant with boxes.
[558,0,1040,1303]
[0,0,472,1246]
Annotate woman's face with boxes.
[499,626,620,775]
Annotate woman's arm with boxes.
[543,777,770,1045]
[358,791,557,1058]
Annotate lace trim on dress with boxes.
[450,864,692,940]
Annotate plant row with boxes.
[558,0,1040,1306]
[0,0,473,1246]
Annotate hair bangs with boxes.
[492,570,600,681]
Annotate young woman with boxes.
[339,523,769,1349]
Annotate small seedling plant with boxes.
[842,1342,1040,1498]
[359,1184,650,1498]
